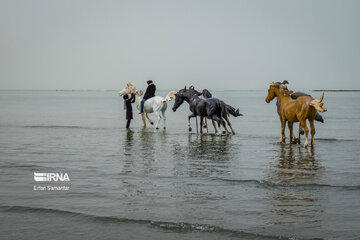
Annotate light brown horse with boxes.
[265,82,327,148]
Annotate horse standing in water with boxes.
[274,82,325,144]
[172,86,240,135]
[119,83,176,129]
[198,88,242,134]
[265,82,327,148]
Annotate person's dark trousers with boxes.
[140,99,146,112]
[126,119,131,128]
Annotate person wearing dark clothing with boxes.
[140,80,156,114]
[123,93,135,128]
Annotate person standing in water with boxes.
[139,80,156,114]
[123,93,135,128]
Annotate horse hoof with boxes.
[151,122,154,125]
[156,127,159,130]
[300,129,304,135]
[188,127,192,132]
[163,127,166,130]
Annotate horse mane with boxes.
[279,84,293,96]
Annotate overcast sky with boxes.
[0,0,359,90]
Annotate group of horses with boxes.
[265,81,327,148]
[119,81,327,148]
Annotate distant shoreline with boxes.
[1,89,360,92]
[312,90,360,92]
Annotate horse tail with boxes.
[315,113,324,123]
[309,91,327,112]
[225,104,243,117]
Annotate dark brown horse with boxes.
[172,86,238,135]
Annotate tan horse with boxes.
[265,82,327,148]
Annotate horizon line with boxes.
[1,88,360,92]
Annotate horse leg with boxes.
[145,113,154,125]
[154,111,161,130]
[310,120,316,147]
[211,120,218,134]
[188,113,196,132]
[203,118,207,129]
[211,115,221,134]
[195,117,199,134]
[213,115,229,135]
[142,113,147,128]
[300,120,309,148]
[298,123,302,144]
[279,119,286,143]
[200,117,204,134]
[288,122,294,143]
[161,111,166,129]
[223,113,235,135]
[205,118,208,133]
[221,118,230,135]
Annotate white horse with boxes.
[119,83,176,129]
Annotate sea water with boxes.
[0,90,359,240]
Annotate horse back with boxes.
[144,96,166,113]
[202,98,224,116]
[292,96,316,121]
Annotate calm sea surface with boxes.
[0,90,359,240]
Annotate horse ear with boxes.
[319,91,325,102]
[189,86,194,90]
[184,86,187,90]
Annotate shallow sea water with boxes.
[0,90,359,240]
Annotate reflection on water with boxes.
[124,129,134,156]
[122,129,170,175]
[171,134,232,178]
[270,145,320,183]
[187,134,230,161]
[266,144,324,226]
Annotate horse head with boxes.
[310,91,327,112]
[118,83,136,96]
[265,82,279,103]
[265,82,293,103]
[162,91,177,103]
[172,86,199,111]
[201,89,212,99]
[172,87,187,112]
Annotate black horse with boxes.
[198,88,242,118]
[172,86,241,135]
[198,88,242,133]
